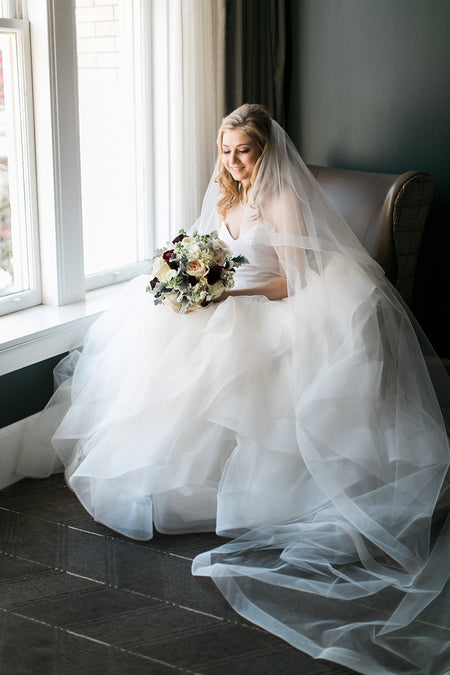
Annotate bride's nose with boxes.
[230,149,240,164]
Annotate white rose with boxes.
[182,239,202,257]
[162,293,182,313]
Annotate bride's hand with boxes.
[213,290,231,304]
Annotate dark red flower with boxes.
[150,277,158,289]
[163,249,174,261]
[172,233,187,244]
[207,265,223,285]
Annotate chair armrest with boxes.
[391,172,436,304]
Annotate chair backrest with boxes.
[308,165,436,304]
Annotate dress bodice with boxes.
[219,223,281,290]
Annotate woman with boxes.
[19,105,449,674]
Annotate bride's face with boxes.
[222,129,260,186]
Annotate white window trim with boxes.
[0,1,123,374]
[28,0,85,307]
[27,0,152,298]
[0,280,127,375]
[0,18,41,316]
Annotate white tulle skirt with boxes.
[23,269,330,539]
[16,258,449,675]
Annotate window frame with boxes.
[0,18,40,316]
[29,0,151,303]
[0,0,151,373]
[27,0,85,308]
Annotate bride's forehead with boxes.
[222,129,252,147]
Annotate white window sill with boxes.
[0,282,129,376]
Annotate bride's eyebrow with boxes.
[222,143,250,148]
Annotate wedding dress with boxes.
[16,121,449,675]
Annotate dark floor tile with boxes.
[71,603,222,650]
[201,646,357,675]
[0,612,189,674]
[0,474,69,508]
[149,530,228,559]
[112,537,240,620]
[8,583,165,630]
[0,474,361,675]
[136,621,287,671]
[0,509,63,566]
[0,563,94,611]
[0,551,45,582]
[63,525,115,583]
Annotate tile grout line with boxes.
[0,607,201,674]
[0,503,210,562]
[0,548,267,634]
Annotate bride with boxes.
[19,104,449,674]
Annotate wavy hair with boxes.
[216,104,272,219]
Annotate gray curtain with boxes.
[224,0,287,124]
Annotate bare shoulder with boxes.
[263,186,303,233]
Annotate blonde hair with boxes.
[216,104,272,219]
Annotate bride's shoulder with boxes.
[260,185,303,230]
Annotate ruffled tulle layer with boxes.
[16,257,449,674]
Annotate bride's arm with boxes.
[221,276,287,301]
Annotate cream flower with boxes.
[152,258,177,283]
[180,237,201,258]
[212,248,227,266]
[162,293,182,313]
[186,302,205,314]
[186,259,207,277]
[218,240,232,256]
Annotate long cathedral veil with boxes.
[193,120,450,674]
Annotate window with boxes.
[1,1,149,317]
[0,0,222,325]
[75,0,149,290]
[0,19,39,316]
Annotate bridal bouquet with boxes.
[146,229,248,313]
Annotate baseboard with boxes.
[0,413,42,490]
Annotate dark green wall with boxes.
[0,354,67,428]
[286,0,450,356]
